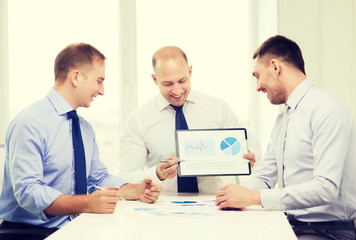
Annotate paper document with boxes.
[175,128,250,176]
[132,199,218,217]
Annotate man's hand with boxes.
[215,184,261,210]
[86,186,120,213]
[156,155,179,180]
[138,178,162,203]
[44,186,121,216]
[243,151,256,168]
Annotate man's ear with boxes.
[189,65,192,77]
[152,73,158,85]
[270,59,281,75]
[70,70,80,87]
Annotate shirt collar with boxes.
[46,88,74,116]
[157,89,198,111]
[286,78,314,110]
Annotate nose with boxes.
[172,84,182,95]
[256,82,262,92]
[98,84,104,96]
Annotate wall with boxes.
[119,0,138,131]
[277,0,356,120]
[0,0,9,143]
[249,0,280,159]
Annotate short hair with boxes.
[54,43,106,82]
[253,35,305,74]
[152,46,188,69]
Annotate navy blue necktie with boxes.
[171,104,199,193]
[67,110,87,195]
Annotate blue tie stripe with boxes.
[67,110,87,195]
[171,104,199,193]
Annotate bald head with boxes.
[152,46,188,70]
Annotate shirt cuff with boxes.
[36,187,64,221]
[101,175,128,187]
[146,166,161,183]
[260,188,285,210]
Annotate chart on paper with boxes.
[132,200,218,217]
[220,137,241,156]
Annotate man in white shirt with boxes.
[216,35,356,239]
[119,46,260,193]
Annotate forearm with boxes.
[261,176,338,210]
[44,194,89,216]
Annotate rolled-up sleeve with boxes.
[9,117,63,220]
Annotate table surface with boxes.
[46,193,297,240]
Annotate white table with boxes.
[46,193,297,240]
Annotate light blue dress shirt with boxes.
[0,88,126,228]
[244,79,356,222]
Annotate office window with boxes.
[8,0,120,173]
[136,0,250,124]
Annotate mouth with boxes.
[171,93,184,100]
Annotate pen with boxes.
[171,201,197,204]
[95,185,124,200]
[94,185,104,191]
[159,159,186,163]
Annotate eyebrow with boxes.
[162,77,186,84]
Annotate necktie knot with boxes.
[67,110,79,122]
[171,104,183,112]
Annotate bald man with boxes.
[119,46,260,193]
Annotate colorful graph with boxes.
[220,137,241,156]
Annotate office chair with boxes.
[0,228,54,239]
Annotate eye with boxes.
[162,82,172,87]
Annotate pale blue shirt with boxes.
[244,79,356,222]
[0,88,126,228]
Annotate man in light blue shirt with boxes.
[0,43,162,238]
[216,35,356,239]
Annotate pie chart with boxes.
[220,137,241,156]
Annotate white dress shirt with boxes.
[244,79,356,222]
[119,90,260,193]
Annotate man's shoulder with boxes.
[6,98,54,137]
[12,98,52,122]
[303,87,351,118]
[189,90,222,100]
[189,90,230,107]
[131,95,161,117]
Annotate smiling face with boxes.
[75,59,105,108]
[152,56,191,106]
[252,57,286,105]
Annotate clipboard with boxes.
[175,128,251,177]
